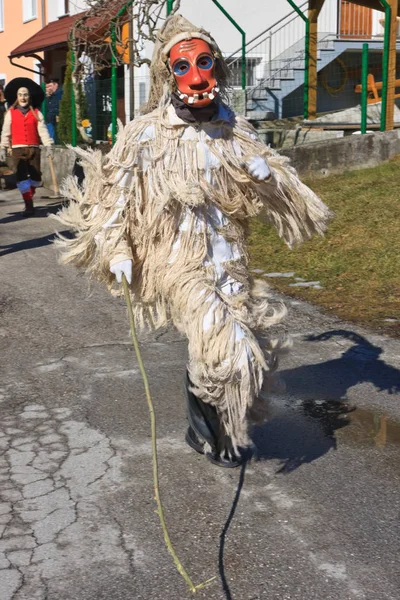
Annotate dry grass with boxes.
[249,156,400,337]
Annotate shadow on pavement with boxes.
[218,461,247,600]
[0,201,64,224]
[252,330,400,473]
[0,230,72,257]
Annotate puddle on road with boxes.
[336,405,400,449]
[294,400,400,449]
[263,398,400,451]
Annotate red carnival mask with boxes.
[169,38,219,107]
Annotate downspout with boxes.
[111,0,135,145]
[377,0,391,131]
[285,0,309,120]
[210,0,246,91]
[41,0,46,27]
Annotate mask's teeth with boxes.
[208,93,215,100]
[202,92,209,99]
[214,87,220,93]
[193,93,199,101]
[187,96,195,104]
[178,93,186,99]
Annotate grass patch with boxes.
[249,156,400,337]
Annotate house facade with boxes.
[0,0,46,86]
[2,1,398,131]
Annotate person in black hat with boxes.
[0,78,54,216]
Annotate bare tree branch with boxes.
[68,0,181,137]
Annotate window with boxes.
[0,0,4,32]
[23,0,37,22]
[58,0,69,16]
[227,57,262,87]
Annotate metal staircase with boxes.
[226,0,391,120]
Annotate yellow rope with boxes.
[320,57,348,96]
[121,275,215,593]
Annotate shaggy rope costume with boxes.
[54,16,331,463]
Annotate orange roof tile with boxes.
[10,1,131,58]
[10,13,85,58]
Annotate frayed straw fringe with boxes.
[52,105,331,447]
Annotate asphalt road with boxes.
[1,188,399,600]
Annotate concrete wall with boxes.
[40,146,76,191]
[281,130,400,177]
[35,129,400,191]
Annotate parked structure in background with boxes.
[226,0,400,124]
[2,0,400,141]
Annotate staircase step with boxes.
[245,110,277,121]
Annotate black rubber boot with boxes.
[184,372,244,468]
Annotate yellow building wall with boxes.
[0,1,45,84]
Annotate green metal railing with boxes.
[167,0,174,15]
[210,0,246,91]
[71,48,77,147]
[361,43,369,134]
[378,0,391,131]
[285,0,309,120]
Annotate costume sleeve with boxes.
[53,118,154,286]
[92,169,134,268]
[37,111,54,147]
[233,116,332,248]
[0,111,11,148]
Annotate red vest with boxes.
[11,108,40,146]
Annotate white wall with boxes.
[47,0,91,23]
[178,0,296,55]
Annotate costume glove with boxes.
[0,148,7,163]
[46,146,54,159]
[246,155,271,181]
[110,259,132,284]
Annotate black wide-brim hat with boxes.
[4,77,44,109]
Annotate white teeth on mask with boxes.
[193,94,199,101]
[187,96,195,104]
[208,93,215,100]
[178,93,186,99]
[214,87,220,93]
[202,92,209,99]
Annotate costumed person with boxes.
[54,15,331,467]
[0,78,54,216]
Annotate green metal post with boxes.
[71,48,77,147]
[361,43,369,134]
[210,0,246,90]
[378,0,391,132]
[167,0,174,15]
[285,0,309,119]
[41,81,47,120]
[111,24,117,145]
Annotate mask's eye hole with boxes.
[197,55,214,70]
[173,60,190,76]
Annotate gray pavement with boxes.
[0,187,399,600]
